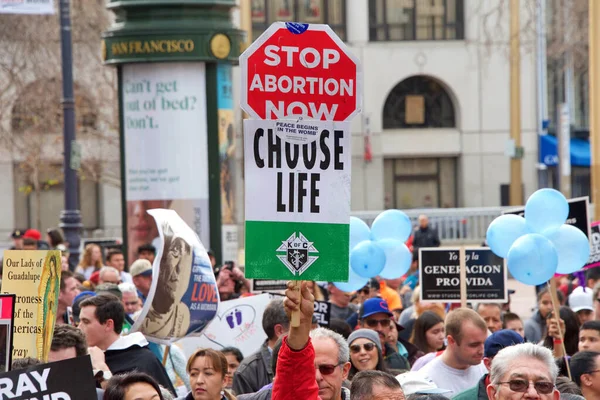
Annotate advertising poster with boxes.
[179,293,271,359]
[217,63,239,262]
[132,210,218,344]
[1,355,97,399]
[244,119,351,281]
[2,251,61,362]
[122,62,210,263]
[0,0,54,14]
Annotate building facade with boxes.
[240,0,541,212]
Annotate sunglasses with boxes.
[498,380,554,395]
[316,363,342,375]
[350,343,376,354]
[365,318,391,328]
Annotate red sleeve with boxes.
[272,336,320,400]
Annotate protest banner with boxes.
[132,209,218,344]
[240,22,362,121]
[419,248,507,303]
[503,196,590,238]
[243,119,351,282]
[251,279,288,292]
[122,62,210,264]
[0,295,15,372]
[0,0,53,14]
[0,355,97,399]
[587,222,600,269]
[2,251,61,361]
[178,294,271,359]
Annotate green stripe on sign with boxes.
[245,220,350,282]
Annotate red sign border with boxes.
[240,22,363,122]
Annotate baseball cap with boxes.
[359,298,393,319]
[569,286,594,313]
[11,229,23,239]
[130,259,153,277]
[23,229,41,241]
[396,371,451,395]
[484,329,524,358]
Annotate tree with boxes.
[0,0,119,229]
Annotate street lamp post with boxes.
[58,0,82,269]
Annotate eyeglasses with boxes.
[365,318,391,328]
[350,343,376,354]
[498,380,555,395]
[316,363,343,376]
[585,369,600,375]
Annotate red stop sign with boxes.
[240,22,362,122]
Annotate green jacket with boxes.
[453,374,488,400]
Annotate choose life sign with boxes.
[244,119,350,281]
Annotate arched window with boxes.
[382,75,455,129]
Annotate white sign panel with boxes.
[178,294,271,359]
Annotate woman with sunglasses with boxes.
[410,311,446,355]
[347,329,388,380]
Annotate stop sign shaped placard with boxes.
[240,22,362,122]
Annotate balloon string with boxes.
[547,280,572,381]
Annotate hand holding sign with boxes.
[283,281,314,350]
[486,188,591,285]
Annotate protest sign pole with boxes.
[459,247,467,308]
[162,345,171,366]
[548,279,572,380]
[290,281,301,327]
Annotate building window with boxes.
[369,0,464,42]
[252,0,346,41]
[384,157,458,209]
[383,75,456,129]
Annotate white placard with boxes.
[0,0,53,14]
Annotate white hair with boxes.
[99,266,119,280]
[310,327,350,364]
[118,282,138,297]
[490,343,558,385]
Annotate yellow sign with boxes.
[210,34,231,59]
[2,250,61,362]
[111,39,195,56]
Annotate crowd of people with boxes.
[5,217,600,400]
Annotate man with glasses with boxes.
[486,342,559,400]
[275,281,351,400]
[571,351,600,400]
[419,308,488,397]
[358,298,409,370]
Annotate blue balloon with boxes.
[524,189,569,233]
[350,217,371,250]
[544,224,590,274]
[507,233,558,285]
[376,239,412,279]
[333,264,369,292]
[486,214,530,258]
[370,210,413,242]
[351,240,386,278]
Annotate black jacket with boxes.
[104,333,176,394]
[384,343,410,371]
[413,226,441,248]
[232,341,273,395]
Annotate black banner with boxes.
[253,280,288,292]
[419,248,507,303]
[503,196,590,238]
[2,355,96,399]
